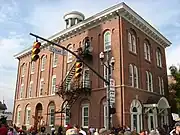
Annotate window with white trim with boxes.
[22,64,26,77]
[67,45,73,63]
[16,106,21,126]
[28,81,33,98]
[144,42,151,61]
[53,53,58,67]
[51,75,56,95]
[129,64,139,88]
[49,103,55,126]
[104,105,107,128]
[146,71,153,92]
[128,31,136,53]
[82,104,89,128]
[31,62,35,74]
[158,77,164,95]
[83,68,90,88]
[156,48,162,67]
[41,55,46,71]
[39,78,44,96]
[104,31,111,51]
[25,106,31,125]
[64,106,70,126]
[20,84,24,99]
[104,64,108,87]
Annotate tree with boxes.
[169,65,180,114]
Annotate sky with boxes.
[0,0,180,111]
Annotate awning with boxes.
[143,97,170,109]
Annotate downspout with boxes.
[116,12,124,126]
[12,58,20,124]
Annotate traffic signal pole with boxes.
[29,33,109,85]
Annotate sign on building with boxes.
[109,79,115,104]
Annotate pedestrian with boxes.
[170,122,180,135]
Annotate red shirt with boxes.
[0,126,8,135]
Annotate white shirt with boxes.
[79,130,86,135]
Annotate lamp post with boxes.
[99,51,115,130]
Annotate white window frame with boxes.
[25,106,31,125]
[104,63,108,87]
[53,53,58,67]
[156,49,162,67]
[128,32,136,54]
[41,55,46,71]
[20,84,24,99]
[146,71,153,92]
[144,42,151,61]
[82,104,89,128]
[16,107,21,126]
[49,105,55,126]
[83,68,90,88]
[31,62,35,74]
[39,78,44,96]
[104,31,111,52]
[103,105,107,128]
[148,109,158,131]
[51,75,56,95]
[67,46,73,63]
[21,64,26,77]
[129,64,138,88]
[29,81,33,98]
[64,105,70,126]
[158,77,164,95]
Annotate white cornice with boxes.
[14,2,171,59]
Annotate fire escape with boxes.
[56,37,92,114]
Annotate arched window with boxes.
[130,100,142,133]
[144,41,151,61]
[16,105,21,126]
[146,71,153,92]
[25,105,31,127]
[128,30,136,53]
[21,63,26,77]
[48,102,55,126]
[67,45,73,63]
[156,48,162,67]
[104,31,111,51]
[129,64,139,88]
[41,55,46,71]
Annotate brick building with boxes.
[13,2,171,132]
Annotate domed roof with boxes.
[63,11,85,20]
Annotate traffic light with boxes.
[31,41,41,61]
[110,107,116,115]
[74,61,83,79]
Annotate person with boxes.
[79,127,86,135]
[170,122,180,135]
[8,128,14,135]
[0,123,8,135]
[57,126,63,135]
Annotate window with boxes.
[39,78,44,96]
[20,84,24,99]
[156,48,162,67]
[53,53,58,67]
[104,31,111,51]
[83,68,90,88]
[16,106,21,126]
[28,81,33,98]
[146,71,153,92]
[128,31,136,53]
[31,62,35,74]
[51,75,56,95]
[82,104,89,128]
[41,55,46,71]
[158,77,164,95]
[49,103,55,126]
[104,64,108,87]
[144,42,151,61]
[67,45,73,63]
[104,105,107,128]
[25,106,31,125]
[64,106,70,126]
[21,64,26,77]
[147,109,157,131]
[130,100,142,133]
[129,64,139,88]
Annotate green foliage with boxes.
[169,66,180,114]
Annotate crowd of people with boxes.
[0,116,180,135]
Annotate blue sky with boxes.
[0,0,180,111]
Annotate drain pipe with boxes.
[115,11,124,126]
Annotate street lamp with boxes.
[99,51,115,130]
